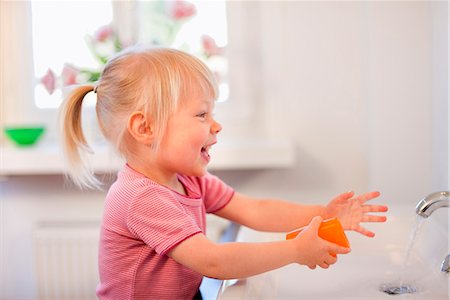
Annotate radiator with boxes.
[33,221,100,300]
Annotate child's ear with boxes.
[127,111,154,145]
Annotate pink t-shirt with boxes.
[96,164,234,300]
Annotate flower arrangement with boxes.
[40,23,124,95]
[39,0,225,95]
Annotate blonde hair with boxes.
[59,46,218,189]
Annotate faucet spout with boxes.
[415,191,449,218]
[441,255,450,274]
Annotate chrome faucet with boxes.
[415,191,449,275]
[415,191,449,218]
[441,255,450,274]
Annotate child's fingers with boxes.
[354,225,375,238]
[296,216,322,241]
[319,254,338,269]
[362,214,387,223]
[327,242,351,255]
[325,253,338,265]
[362,204,388,213]
[357,191,381,203]
[332,191,354,204]
[308,216,323,233]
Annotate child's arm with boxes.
[215,191,388,236]
[215,192,325,232]
[168,216,351,279]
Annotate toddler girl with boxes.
[59,46,388,300]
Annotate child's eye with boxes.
[196,112,207,119]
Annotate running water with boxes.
[380,215,425,296]
[399,215,425,286]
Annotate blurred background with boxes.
[0,1,448,299]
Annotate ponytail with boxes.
[59,85,101,189]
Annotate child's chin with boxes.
[197,169,208,176]
[193,168,208,177]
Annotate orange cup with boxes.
[286,217,350,256]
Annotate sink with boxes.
[217,205,449,299]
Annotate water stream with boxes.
[399,215,426,285]
[380,215,426,296]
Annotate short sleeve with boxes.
[197,173,235,213]
[127,185,202,255]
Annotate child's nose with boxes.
[211,119,222,134]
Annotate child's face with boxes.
[157,93,222,177]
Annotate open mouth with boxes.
[201,145,212,162]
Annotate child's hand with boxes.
[323,191,388,237]
[293,216,351,269]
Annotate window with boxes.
[31,1,228,109]
[1,1,295,174]
[31,1,113,108]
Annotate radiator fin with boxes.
[33,222,100,300]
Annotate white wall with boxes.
[0,2,448,299]
[253,1,448,203]
[365,1,448,202]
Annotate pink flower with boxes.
[62,63,79,86]
[41,69,56,94]
[168,1,196,20]
[94,25,114,42]
[201,35,223,57]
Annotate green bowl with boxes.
[3,126,45,147]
